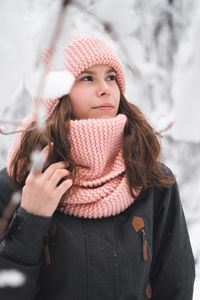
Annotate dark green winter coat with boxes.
[0,166,195,300]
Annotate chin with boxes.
[98,115,117,119]
[90,110,118,119]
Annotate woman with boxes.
[0,34,195,299]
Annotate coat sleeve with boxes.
[150,180,195,300]
[0,169,52,300]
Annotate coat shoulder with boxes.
[150,163,177,219]
[160,162,175,178]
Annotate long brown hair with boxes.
[9,92,175,199]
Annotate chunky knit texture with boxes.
[37,34,126,118]
[63,34,126,93]
[59,114,138,219]
[7,114,138,219]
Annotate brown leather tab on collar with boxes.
[146,282,152,299]
[132,216,145,232]
[48,221,57,236]
[44,244,51,265]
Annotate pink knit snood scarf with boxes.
[59,114,137,219]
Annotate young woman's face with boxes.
[68,64,120,120]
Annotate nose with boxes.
[96,89,111,97]
[96,81,111,97]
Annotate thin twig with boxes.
[0,0,72,239]
[0,129,24,136]
[0,124,39,136]
[0,120,20,126]
[0,0,71,136]
[0,120,22,135]
[103,22,141,79]
[35,0,70,112]
[158,121,174,135]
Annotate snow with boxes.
[30,149,47,173]
[0,1,33,109]
[26,70,75,99]
[11,192,21,205]
[170,4,200,142]
[0,269,26,288]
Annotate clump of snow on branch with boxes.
[26,69,74,99]
[30,69,74,131]
[0,269,26,288]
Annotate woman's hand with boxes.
[20,146,73,217]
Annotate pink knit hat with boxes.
[38,34,126,117]
[63,34,126,92]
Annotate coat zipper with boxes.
[138,228,148,261]
[43,221,57,265]
[44,233,51,265]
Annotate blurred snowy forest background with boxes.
[0,0,199,298]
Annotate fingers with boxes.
[56,178,73,197]
[22,144,73,217]
[42,161,69,181]
[26,145,71,190]
[46,168,70,188]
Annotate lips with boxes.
[94,102,113,108]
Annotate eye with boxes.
[80,76,93,81]
[107,75,116,81]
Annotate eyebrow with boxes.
[80,68,116,75]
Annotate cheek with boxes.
[69,87,91,116]
[69,85,92,103]
[69,89,85,111]
[114,87,120,102]
[69,88,81,103]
